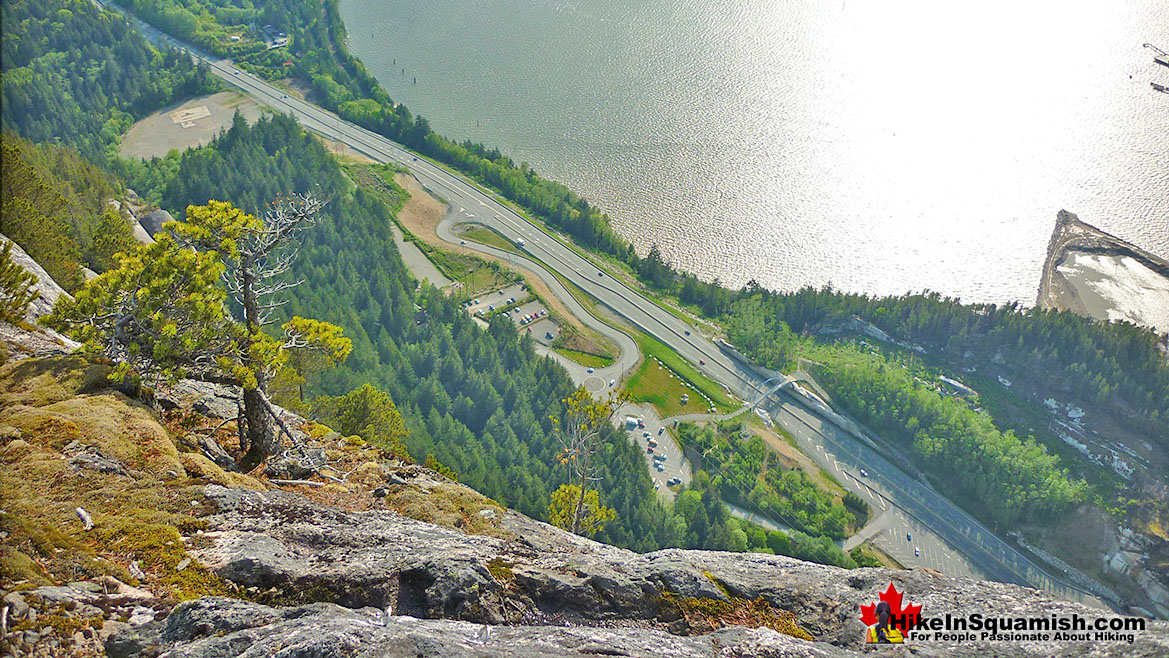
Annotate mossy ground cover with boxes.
[0,353,514,606]
[0,356,257,598]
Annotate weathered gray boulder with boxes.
[138,208,175,237]
[66,439,133,477]
[157,379,239,417]
[124,484,1169,658]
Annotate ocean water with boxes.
[340,0,1169,304]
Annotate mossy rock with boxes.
[659,590,813,641]
[386,483,511,540]
[0,355,261,595]
[0,355,112,408]
[180,452,266,489]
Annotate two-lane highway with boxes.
[110,2,1104,609]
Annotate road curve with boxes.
[433,212,639,384]
[109,2,1103,609]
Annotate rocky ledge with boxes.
[106,485,1168,657]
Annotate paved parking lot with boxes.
[618,403,691,500]
[462,284,528,317]
[526,319,558,345]
[503,300,547,326]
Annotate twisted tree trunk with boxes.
[240,387,277,470]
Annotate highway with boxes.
[768,393,1105,608]
[112,4,1104,610]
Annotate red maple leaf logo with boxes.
[859,583,922,631]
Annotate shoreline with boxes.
[1036,210,1169,335]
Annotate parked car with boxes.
[914,546,920,557]
[907,532,912,542]
[637,419,645,428]
[658,427,665,435]
[646,447,654,453]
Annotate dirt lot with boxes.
[120,91,264,160]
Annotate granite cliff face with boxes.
[105,484,1169,658]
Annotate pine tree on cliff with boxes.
[547,388,624,537]
[46,197,351,469]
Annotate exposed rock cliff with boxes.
[0,234,80,359]
[103,483,1168,658]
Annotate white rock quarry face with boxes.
[1056,253,1169,334]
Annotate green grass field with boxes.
[633,333,737,413]
[462,225,522,255]
[552,347,614,368]
[626,342,737,418]
[625,357,698,417]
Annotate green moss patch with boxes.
[659,589,813,640]
[0,355,256,598]
[384,483,511,540]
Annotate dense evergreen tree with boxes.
[1,0,215,165]
[1,134,136,290]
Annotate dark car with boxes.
[646,446,654,453]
